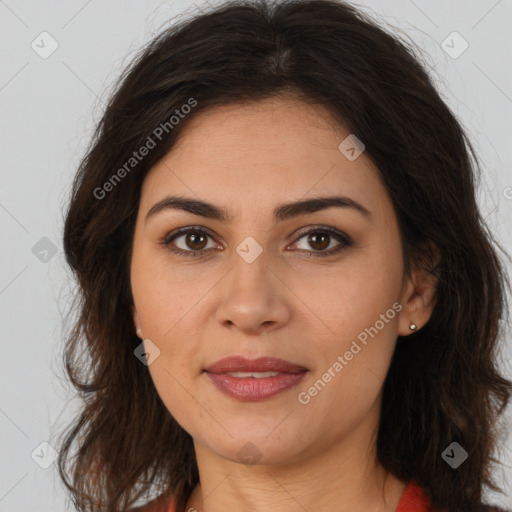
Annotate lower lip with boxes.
[204,371,308,401]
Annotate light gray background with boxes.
[0,0,511,510]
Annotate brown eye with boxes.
[184,232,208,251]
[161,225,353,259]
[292,226,353,257]
[307,232,330,251]
[161,228,218,257]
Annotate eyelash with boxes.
[159,225,354,258]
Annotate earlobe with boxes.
[131,305,143,338]
[397,264,439,336]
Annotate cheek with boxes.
[298,306,399,429]
[146,362,204,438]
[131,244,218,339]
[292,239,402,384]
[289,247,400,335]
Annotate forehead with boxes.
[139,96,388,221]
[168,95,347,162]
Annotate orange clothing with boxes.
[396,480,432,511]
[166,479,432,511]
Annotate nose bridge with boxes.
[213,232,287,330]
[229,233,270,289]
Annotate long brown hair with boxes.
[58,1,512,511]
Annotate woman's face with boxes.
[130,96,429,467]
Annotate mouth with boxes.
[204,355,308,374]
[203,356,308,401]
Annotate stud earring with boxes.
[409,323,417,331]
[136,328,143,337]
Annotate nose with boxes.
[213,241,291,335]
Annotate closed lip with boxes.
[204,356,308,374]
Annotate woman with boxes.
[58,1,512,511]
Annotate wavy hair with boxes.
[58,1,512,511]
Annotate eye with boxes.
[159,225,353,258]
[160,227,219,257]
[291,226,353,257]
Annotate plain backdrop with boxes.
[0,0,511,510]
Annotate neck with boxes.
[185,421,406,512]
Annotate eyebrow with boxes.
[145,194,373,224]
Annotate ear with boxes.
[131,305,143,339]
[397,241,440,336]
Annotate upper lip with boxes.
[204,356,308,374]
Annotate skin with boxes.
[130,95,438,512]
